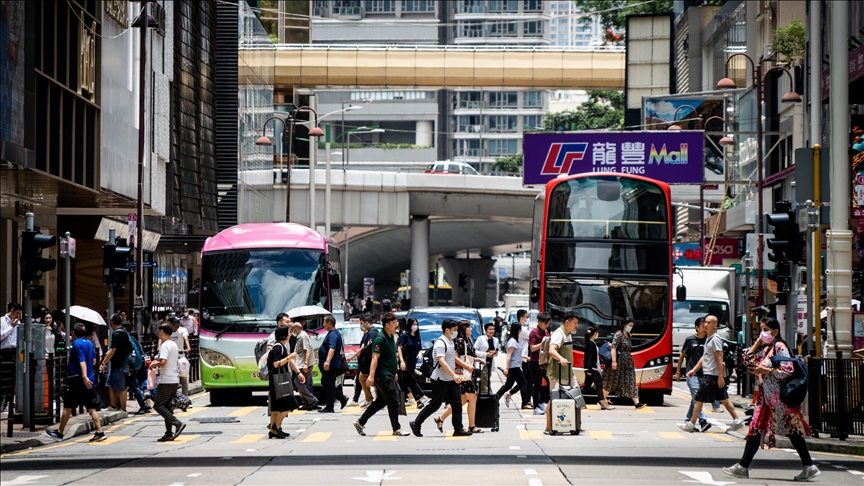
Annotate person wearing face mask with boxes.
[678,315,744,433]
[496,323,529,409]
[397,318,427,409]
[178,308,197,336]
[602,318,645,409]
[291,321,320,410]
[721,318,819,482]
[473,322,500,394]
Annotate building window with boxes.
[402,0,434,12]
[458,115,482,132]
[489,115,518,132]
[523,115,544,129]
[488,139,517,155]
[458,139,481,157]
[523,91,543,107]
[488,91,518,107]
[350,90,435,100]
[489,21,518,36]
[458,92,483,108]
[333,0,361,16]
[523,20,544,36]
[523,0,543,12]
[490,0,518,12]
[366,0,395,13]
[459,21,485,38]
[459,0,485,14]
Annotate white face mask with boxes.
[625,325,633,333]
[183,312,189,317]
[451,331,458,339]
[411,324,418,332]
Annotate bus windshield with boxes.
[200,249,328,333]
[544,276,669,350]
[673,300,729,329]
[547,176,668,241]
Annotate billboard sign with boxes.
[523,131,704,186]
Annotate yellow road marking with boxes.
[2,437,89,457]
[340,407,364,415]
[176,407,204,417]
[302,432,332,442]
[373,431,397,441]
[231,434,265,444]
[588,430,613,439]
[87,435,130,446]
[291,410,307,416]
[636,406,655,414]
[658,431,686,440]
[167,435,199,444]
[445,430,469,440]
[228,406,261,417]
[585,404,600,411]
[519,430,544,440]
[706,432,733,442]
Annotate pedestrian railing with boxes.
[2,357,15,437]
[188,335,200,383]
[807,357,864,439]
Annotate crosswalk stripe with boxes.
[302,432,332,442]
[87,435,130,445]
[292,410,307,416]
[585,404,600,411]
[705,432,733,442]
[445,430,470,440]
[373,431,397,441]
[168,435,200,444]
[230,434,265,444]
[657,431,686,440]
[588,430,613,439]
[340,407,364,415]
[176,408,204,418]
[636,406,655,414]
[519,430,544,440]
[228,406,260,417]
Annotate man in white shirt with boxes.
[0,302,22,361]
[169,316,191,396]
[292,321,319,410]
[178,309,197,336]
[150,323,185,442]
[473,322,499,394]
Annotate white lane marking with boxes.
[2,477,49,486]
[245,449,256,452]
[168,483,184,486]
[297,429,306,433]
[678,471,735,486]
[187,474,202,478]
[220,456,232,460]
[528,479,543,486]
[510,446,521,450]
[847,470,864,476]
[782,448,795,453]
[351,471,401,483]
[524,469,538,475]
[834,465,848,469]
[517,455,527,458]
[313,418,321,422]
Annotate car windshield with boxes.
[673,300,729,328]
[200,249,328,333]
[339,325,364,345]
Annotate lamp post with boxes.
[336,126,385,169]
[666,104,703,130]
[256,107,324,224]
[318,105,364,235]
[716,55,801,305]
[341,99,372,172]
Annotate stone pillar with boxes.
[416,120,433,147]
[439,257,496,308]
[410,216,430,308]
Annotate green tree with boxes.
[492,153,523,173]
[544,90,624,131]
[572,0,674,35]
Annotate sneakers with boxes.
[353,421,366,436]
[533,407,545,415]
[416,399,425,410]
[135,406,152,415]
[409,420,422,437]
[793,465,820,482]
[339,396,349,410]
[699,420,712,433]
[89,432,107,442]
[504,393,512,408]
[360,401,371,409]
[45,429,64,441]
[728,418,745,431]
[157,432,174,442]
[172,422,186,440]
[406,399,416,408]
[677,422,697,433]
[522,404,534,410]
[392,429,410,437]
[721,464,749,479]
[346,399,360,408]
[634,402,647,410]
[452,429,473,437]
[539,403,547,413]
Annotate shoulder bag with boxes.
[272,344,295,399]
[458,339,473,382]
[769,340,808,407]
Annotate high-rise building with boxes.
[548,2,601,48]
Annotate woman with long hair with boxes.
[267,326,304,439]
[583,327,613,410]
[602,318,646,409]
[436,320,483,434]
[397,318,427,409]
[722,318,819,481]
[496,323,527,408]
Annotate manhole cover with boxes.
[193,417,238,424]
[197,431,223,435]
[417,448,466,452]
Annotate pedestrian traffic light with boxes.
[20,230,56,281]
[103,238,133,285]
[766,201,803,264]
[458,273,468,291]
[766,262,791,294]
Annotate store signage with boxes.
[78,19,96,100]
[821,43,864,100]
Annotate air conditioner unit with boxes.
[763,44,774,60]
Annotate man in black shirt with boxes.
[101,314,132,412]
[674,317,710,432]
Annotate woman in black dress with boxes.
[583,327,614,410]
[436,320,483,434]
[268,326,304,439]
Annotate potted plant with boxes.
[773,20,806,66]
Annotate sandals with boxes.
[434,417,444,433]
[468,426,484,434]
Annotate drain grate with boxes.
[197,431,223,435]
[193,417,239,424]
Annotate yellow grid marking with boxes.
[87,435,130,445]
[588,430,613,439]
[657,431,686,440]
[373,431,397,441]
[519,430,544,440]
[228,406,260,417]
[167,435,199,444]
[230,434,265,444]
[302,432,332,442]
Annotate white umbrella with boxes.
[63,305,107,326]
[287,305,332,320]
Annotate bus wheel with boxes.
[640,391,664,406]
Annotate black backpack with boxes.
[419,339,446,378]
[770,340,808,408]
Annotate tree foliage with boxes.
[773,20,806,65]
[492,153,523,173]
[571,0,674,35]
[543,90,624,131]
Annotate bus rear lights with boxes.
[200,348,233,367]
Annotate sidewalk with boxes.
[727,394,864,456]
[0,380,204,454]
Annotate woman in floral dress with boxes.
[722,317,820,481]
[602,319,646,409]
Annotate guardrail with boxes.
[807,357,863,439]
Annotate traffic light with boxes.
[766,262,792,294]
[766,201,803,264]
[20,230,56,281]
[458,273,468,291]
[103,238,133,285]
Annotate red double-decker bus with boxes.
[529,173,674,405]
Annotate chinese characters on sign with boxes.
[523,132,704,186]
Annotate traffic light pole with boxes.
[20,213,34,428]
[108,228,115,336]
[64,232,71,348]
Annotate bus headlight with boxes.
[200,348,232,367]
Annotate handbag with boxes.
[769,341,808,408]
[272,344,295,399]
[458,339,473,382]
[395,380,407,416]
[178,356,190,378]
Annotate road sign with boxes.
[127,213,137,222]
[60,237,76,259]
[143,261,158,268]
[797,206,809,233]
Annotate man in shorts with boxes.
[101,314,132,412]
[46,324,106,442]
[678,315,745,433]
[545,312,577,434]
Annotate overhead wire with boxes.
[66,0,146,39]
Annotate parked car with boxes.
[424,161,480,175]
[338,323,363,381]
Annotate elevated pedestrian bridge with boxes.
[241,44,626,89]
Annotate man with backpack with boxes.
[348,315,378,407]
[528,312,551,416]
[674,317,711,432]
[122,321,150,414]
[101,314,132,412]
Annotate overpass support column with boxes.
[439,257,495,308]
[410,216,430,308]
[416,121,433,147]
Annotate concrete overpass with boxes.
[244,169,539,305]
[241,44,626,89]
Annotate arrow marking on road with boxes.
[352,471,401,483]
[2,476,49,486]
[679,471,735,485]
[187,474,202,477]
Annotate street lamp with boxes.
[256,106,323,223]
[666,104,703,131]
[319,104,363,235]
[716,54,801,304]
[336,126,385,169]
